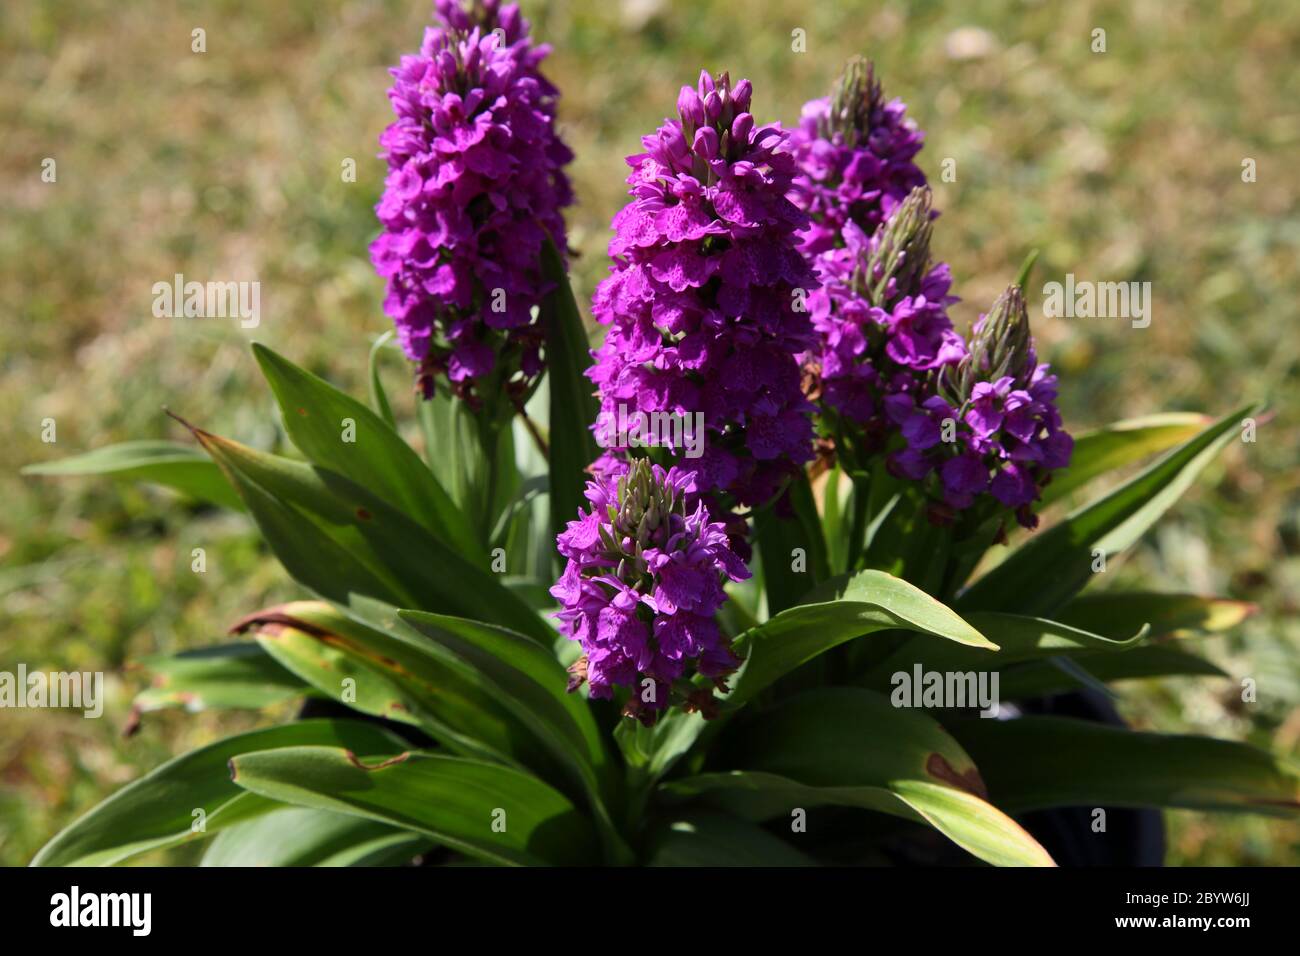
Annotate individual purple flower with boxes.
[587,71,818,508]
[801,187,966,462]
[788,57,928,257]
[550,459,751,723]
[887,285,1074,528]
[370,1,573,405]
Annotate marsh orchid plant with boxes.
[32,11,1284,870]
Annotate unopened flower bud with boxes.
[678,85,705,131]
[859,186,934,306]
[826,56,883,145]
[731,78,753,114]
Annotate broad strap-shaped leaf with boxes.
[666,687,1054,867]
[856,613,1147,690]
[950,716,1300,816]
[645,811,817,866]
[753,472,831,617]
[818,465,849,576]
[193,426,552,644]
[229,747,600,866]
[860,479,952,593]
[238,600,567,775]
[729,569,996,707]
[397,609,628,862]
[621,569,995,783]
[253,343,480,558]
[994,645,1227,700]
[31,719,407,867]
[201,806,431,867]
[1056,590,1257,640]
[1038,412,1211,508]
[539,236,599,550]
[22,440,244,511]
[663,772,1052,868]
[416,388,481,518]
[366,330,398,429]
[132,642,309,713]
[960,402,1260,615]
[201,445,409,608]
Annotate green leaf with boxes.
[241,599,580,779]
[668,687,1054,867]
[859,480,950,591]
[857,613,1147,689]
[193,427,552,644]
[132,642,309,713]
[31,719,407,867]
[396,609,628,862]
[1057,591,1257,639]
[949,716,1300,816]
[730,569,996,706]
[820,465,847,575]
[645,811,817,866]
[994,645,1227,699]
[539,236,598,549]
[202,445,409,608]
[252,343,480,559]
[1038,412,1211,508]
[366,330,398,429]
[229,747,600,866]
[246,612,514,763]
[753,473,829,617]
[960,403,1260,615]
[200,807,431,866]
[22,440,244,511]
[626,569,995,783]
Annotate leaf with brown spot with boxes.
[669,687,1054,867]
[950,716,1300,818]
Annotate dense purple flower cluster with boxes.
[370,1,573,401]
[587,71,818,507]
[790,61,1070,528]
[788,58,927,258]
[803,188,965,444]
[550,460,751,721]
[885,286,1074,527]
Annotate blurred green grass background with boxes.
[2,0,1297,865]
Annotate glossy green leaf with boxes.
[200,806,431,866]
[366,330,398,429]
[240,600,560,772]
[857,613,1146,689]
[670,687,1054,867]
[994,645,1227,699]
[397,609,627,861]
[950,716,1300,816]
[31,720,407,867]
[624,569,995,783]
[960,403,1259,615]
[133,642,308,713]
[1057,591,1257,639]
[646,811,817,866]
[730,569,996,706]
[22,440,244,511]
[539,236,598,549]
[229,746,600,866]
[253,343,479,558]
[416,389,481,519]
[753,473,829,617]
[205,446,409,608]
[1039,412,1211,508]
[194,427,552,644]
